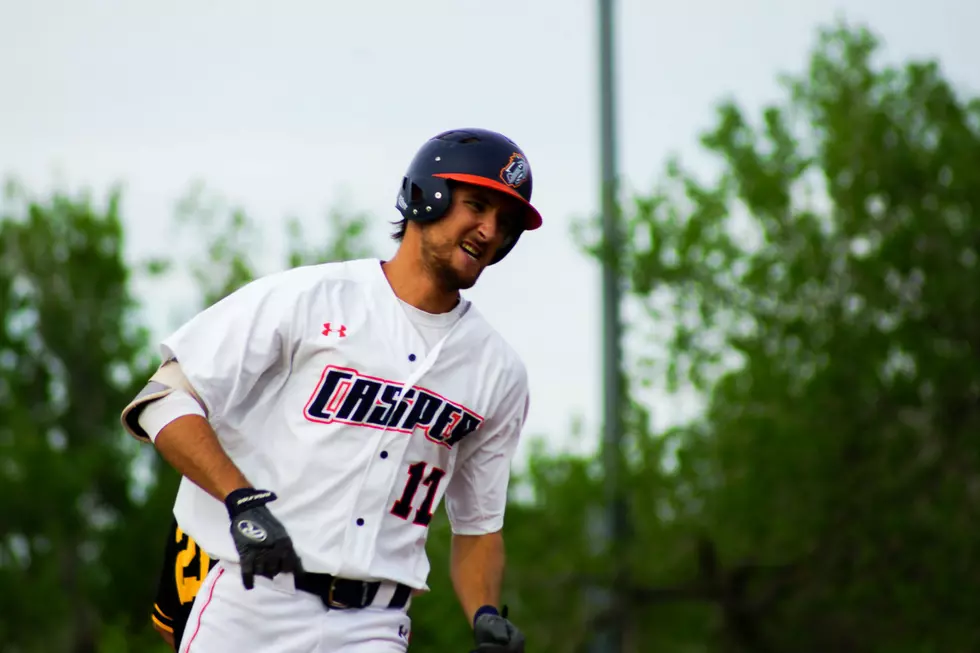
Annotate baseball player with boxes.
[150,517,216,649]
[121,127,540,652]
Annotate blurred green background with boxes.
[3,17,980,653]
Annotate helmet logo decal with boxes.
[499,152,529,188]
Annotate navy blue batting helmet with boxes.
[395,128,542,264]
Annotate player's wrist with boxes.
[473,604,499,626]
[224,487,277,519]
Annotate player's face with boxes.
[418,184,524,290]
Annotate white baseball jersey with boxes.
[160,258,529,591]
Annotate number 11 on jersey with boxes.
[391,462,446,526]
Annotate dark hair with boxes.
[390,218,408,242]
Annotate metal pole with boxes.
[593,0,625,650]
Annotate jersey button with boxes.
[380,451,388,459]
[408,353,416,362]
[356,518,364,526]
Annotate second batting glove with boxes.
[471,605,525,653]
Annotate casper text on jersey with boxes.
[303,366,484,449]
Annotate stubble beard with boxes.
[420,232,479,293]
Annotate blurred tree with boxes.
[569,18,980,653]
[0,182,164,652]
[169,182,376,308]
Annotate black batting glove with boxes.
[471,606,525,653]
[224,488,303,590]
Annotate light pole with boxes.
[593,0,626,650]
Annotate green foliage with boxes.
[168,182,377,308]
[0,182,164,652]
[572,18,980,653]
[285,206,374,269]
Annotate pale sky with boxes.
[2,0,976,465]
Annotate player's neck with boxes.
[380,255,460,315]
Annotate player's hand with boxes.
[224,488,303,590]
[471,607,525,653]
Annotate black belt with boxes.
[293,572,412,610]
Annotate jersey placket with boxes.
[339,326,447,577]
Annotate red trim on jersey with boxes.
[185,565,225,652]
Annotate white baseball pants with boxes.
[178,560,413,653]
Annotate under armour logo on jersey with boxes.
[322,322,347,337]
[236,519,267,542]
[303,366,484,449]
